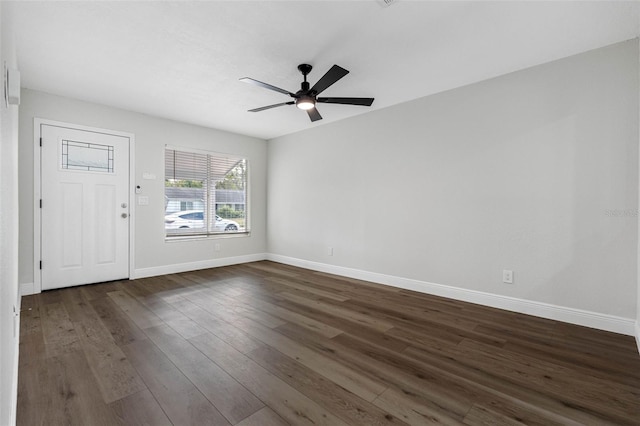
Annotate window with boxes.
[61,139,114,173]
[179,201,195,211]
[164,146,248,237]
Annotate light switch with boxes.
[137,196,149,205]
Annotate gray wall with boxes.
[268,40,639,320]
[18,90,267,285]
[0,3,20,423]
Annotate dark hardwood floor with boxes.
[17,261,640,425]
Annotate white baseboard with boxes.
[19,253,269,294]
[267,254,636,337]
[19,282,35,296]
[10,301,20,426]
[134,253,268,279]
[20,252,638,342]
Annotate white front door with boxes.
[41,124,130,290]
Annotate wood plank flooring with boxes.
[17,261,640,425]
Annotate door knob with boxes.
[121,213,128,218]
[121,203,128,208]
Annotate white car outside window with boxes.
[165,210,239,232]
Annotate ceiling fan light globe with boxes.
[296,97,315,110]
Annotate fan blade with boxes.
[317,97,374,106]
[307,107,322,122]
[248,101,294,112]
[310,65,349,95]
[240,77,295,97]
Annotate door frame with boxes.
[33,118,136,294]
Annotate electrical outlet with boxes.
[503,269,513,284]
[327,246,333,256]
[214,243,221,252]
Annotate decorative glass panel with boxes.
[62,139,114,173]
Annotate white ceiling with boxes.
[6,1,640,140]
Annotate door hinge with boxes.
[39,137,42,147]
[39,261,42,270]
[39,199,42,208]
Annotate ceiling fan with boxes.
[240,64,374,122]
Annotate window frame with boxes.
[164,145,249,240]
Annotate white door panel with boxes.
[96,183,117,264]
[60,182,83,268]
[41,124,130,290]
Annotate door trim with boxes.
[33,118,136,293]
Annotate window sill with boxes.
[165,231,250,242]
